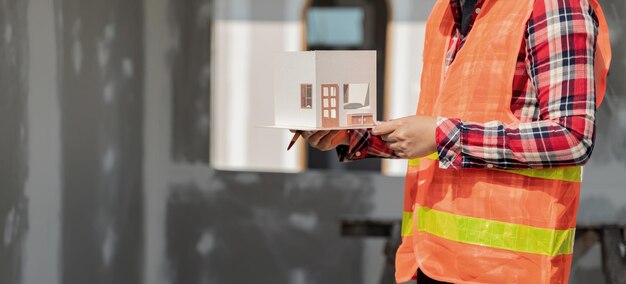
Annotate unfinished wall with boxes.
[170,0,213,164]
[0,1,29,283]
[54,0,145,283]
[166,171,380,283]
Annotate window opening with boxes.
[301,84,313,109]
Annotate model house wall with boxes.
[274,50,376,128]
[274,52,317,128]
[315,51,376,127]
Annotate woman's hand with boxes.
[372,115,437,159]
[295,130,350,151]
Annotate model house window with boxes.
[349,113,374,125]
[343,83,369,109]
[301,84,313,109]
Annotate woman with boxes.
[299,0,611,282]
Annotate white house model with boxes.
[273,50,376,129]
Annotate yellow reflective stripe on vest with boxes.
[409,152,582,182]
[415,207,575,256]
[408,152,438,167]
[408,159,420,167]
[494,167,582,183]
[401,212,413,237]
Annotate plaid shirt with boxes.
[338,0,599,170]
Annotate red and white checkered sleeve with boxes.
[337,129,399,162]
[436,0,598,170]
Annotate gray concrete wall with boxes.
[166,171,379,283]
[0,1,29,283]
[54,0,145,283]
[170,0,212,164]
[0,1,623,284]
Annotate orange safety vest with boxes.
[395,0,611,283]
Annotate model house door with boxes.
[321,84,339,127]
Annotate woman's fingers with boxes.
[308,130,330,146]
[318,131,342,150]
[390,143,406,158]
[372,120,398,135]
[298,130,347,151]
[381,133,398,143]
[388,142,406,152]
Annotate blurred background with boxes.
[0,0,624,283]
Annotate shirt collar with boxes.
[449,0,486,31]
